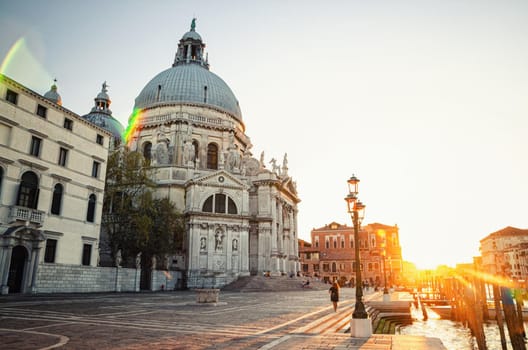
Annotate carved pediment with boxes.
[187,170,249,190]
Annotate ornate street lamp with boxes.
[345,175,372,336]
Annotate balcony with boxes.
[9,206,45,225]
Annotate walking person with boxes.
[329,281,340,312]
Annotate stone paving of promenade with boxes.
[0,288,446,350]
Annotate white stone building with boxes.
[0,75,111,294]
[126,20,301,288]
[480,226,528,281]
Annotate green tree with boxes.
[102,147,185,268]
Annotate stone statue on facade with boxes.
[153,126,170,165]
[232,239,238,251]
[115,249,122,267]
[183,140,195,166]
[270,158,280,175]
[259,151,265,169]
[152,255,157,270]
[215,230,223,251]
[165,255,171,270]
[200,237,207,251]
[135,252,142,269]
[226,145,240,172]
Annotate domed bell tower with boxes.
[173,18,209,69]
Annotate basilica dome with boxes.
[133,20,242,121]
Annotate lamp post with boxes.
[345,175,372,337]
[381,233,390,301]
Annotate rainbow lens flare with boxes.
[124,107,144,145]
[1,37,53,91]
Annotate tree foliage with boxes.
[102,147,185,268]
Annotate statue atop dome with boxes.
[191,18,196,31]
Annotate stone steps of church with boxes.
[222,275,329,292]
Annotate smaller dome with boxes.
[82,82,124,142]
[182,30,202,41]
[44,81,62,106]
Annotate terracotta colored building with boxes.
[299,222,403,287]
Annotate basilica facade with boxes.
[126,21,300,288]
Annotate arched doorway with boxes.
[8,246,28,293]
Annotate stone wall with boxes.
[150,270,183,291]
[36,264,140,293]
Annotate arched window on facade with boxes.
[215,193,226,213]
[17,171,39,209]
[207,143,218,169]
[86,194,96,222]
[333,238,337,249]
[315,240,319,248]
[325,240,329,249]
[51,183,63,215]
[227,197,237,214]
[341,239,345,248]
[332,262,337,272]
[143,142,152,164]
[202,193,238,214]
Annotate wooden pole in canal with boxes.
[464,276,486,350]
[493,283,508,350]
[501,286,526,350]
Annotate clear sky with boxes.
[2,0,527,269]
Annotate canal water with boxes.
[400,305,527,349]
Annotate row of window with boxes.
[6,89,105,145]
[302,262,380,273]
[44,238,92,266]
[29,136,101,177]
[314,237,396,249]
[14,170,97,222]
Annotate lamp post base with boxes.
[383,293,391,302]
[350,317,372,337]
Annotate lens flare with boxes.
[124,107,144,145]
[0,37,53,92]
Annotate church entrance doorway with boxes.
[8,245,28,293]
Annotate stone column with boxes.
[277,203,283,254]
[29,247,41,293]
[0,243,13,295]
[186,44,191,63]
[270,194,280,275]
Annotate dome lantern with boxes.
[92,81,111,114]
[173,18,209,69]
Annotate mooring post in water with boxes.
[469,276,487,350]
[501,286,526,350]
[493,284,508,350]
[513,288,526,338]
